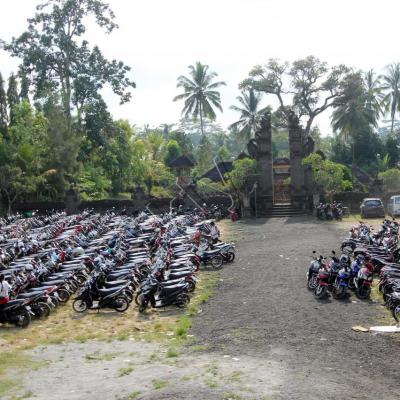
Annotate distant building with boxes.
[201,161,233,182]
[168,154,196,185]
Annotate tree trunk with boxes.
[199,102,204,137]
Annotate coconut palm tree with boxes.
[382,63,400,133]
[173,62,226,137]
[229,89,269,139]
[364,69,384,127]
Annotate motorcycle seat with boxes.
[28,286,56,291]
[1,299,25,308]
[42,279,66,285]
[204,249,220,255]
[161,284,186,293]
[17,291,45,299]
[98,286,127,295]
[104,280,129,288]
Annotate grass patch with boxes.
[116,391,141,400]
[190,344,209,352]
[206,378,219,388]
[166,348,180,358]
[0,351,48,398]
[175,315,192,338]
[221,393,244,400]
[85,351,118,362]
[117,366,135,377]
[227,370,242,383]
[152,379,169,390]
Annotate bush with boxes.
[378,168,400,190]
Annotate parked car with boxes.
[360,198,385,218]
[387,195,400,217]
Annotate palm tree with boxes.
[229,89,269,139]
[364,69,384,127]
[173,62,226,136]
[382,63,400,133]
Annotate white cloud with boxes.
[0,0,399,135]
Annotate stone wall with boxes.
[333,191,400,212]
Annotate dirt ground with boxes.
[3,216,400,400]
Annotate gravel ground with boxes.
[9,216,400,400]
[192,216,400,400]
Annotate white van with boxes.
[388,195,400,217]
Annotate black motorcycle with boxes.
[0,299,32,328]
[138,277,190,312]
[72,282,130,313]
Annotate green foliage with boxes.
[0,72,7,137]
[77,164,111,200]
[174,62,226,136]
[225,158,257,192]
[196,178,227,195]
[229,89,269,139]
[7,73,19,125]
[302,153,352,194]
[164,140,182,165]
[378,168,400,190]
[3,0,135,125]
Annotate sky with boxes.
[0,0,399,135]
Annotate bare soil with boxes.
[3,216,399,400]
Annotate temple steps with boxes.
[260,204,308,218]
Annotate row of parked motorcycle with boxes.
[316,202,344,221]
[0,208,235,328]
[307,218,400,322]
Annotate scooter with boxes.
[138,277,190,312]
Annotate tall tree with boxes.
[382,63,400,133]
[18,71,30,101]
[229,89,269,139]
[0,73,8,136]
[364,69,384,127]
[7,73,19,125]
[2,0,135,131]
[173,62,226,136]
[241,56,350,135]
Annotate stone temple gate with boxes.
[247,110,314,213]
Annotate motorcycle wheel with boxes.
[57,289,70,304]
[76,274,87,284]
[348,279,356,290]
[314,285,327,299]
[356,285,371,300]
[73,299,88,312]
[49,295,59,308]
[187,281,196,292]
[134,291,143,306]
[210,255,223,270]
[123,291,133,303]
[392,305,400,322]
[113,296,129,312]
[37,302,51,318]
[175,293,190,308]
[307,275,317,290]
[226,252,235,263]
[332,286,346,300]
[138,296,148,313]
[14,309,31,328]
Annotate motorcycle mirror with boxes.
[312,250,316,254]
[332,250,336,255]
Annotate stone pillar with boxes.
[288,111,306,208]
[247,112,274,212]
[65,186,80,215]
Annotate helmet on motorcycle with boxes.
[339,254,350,267]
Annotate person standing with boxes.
[209,221,220,244]
[0,274,11,305]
